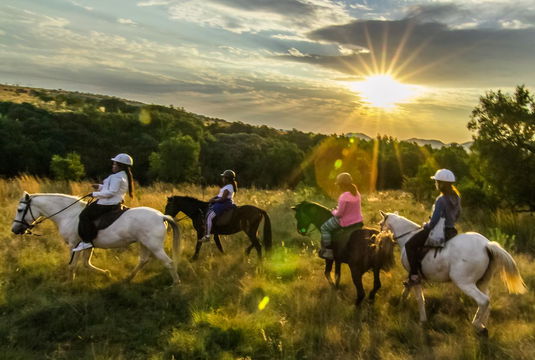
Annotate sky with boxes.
[1,0,535,143]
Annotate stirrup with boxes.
[72,242,93,252]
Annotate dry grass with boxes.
[0,177,533,359]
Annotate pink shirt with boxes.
[332,191,363,227]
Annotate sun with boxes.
[347,74,422,109]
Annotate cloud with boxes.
[117,18,137,25]
[162,0,351,34]
[274,3,535,87]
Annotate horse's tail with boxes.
[163,215,181,269]
[261,210,272,252]
[485,241,527,294]
[375,231,395,271]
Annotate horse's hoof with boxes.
[477,327,489,338]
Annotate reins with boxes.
[15,193,93,235]
[394,228,420,240]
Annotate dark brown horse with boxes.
[165,196,271,260]
[292,201,395,305]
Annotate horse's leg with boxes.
[246,227,262,258]
[125,245,152,283]
[324,260,334,287]
[368,267,381,301]
[150,247,180,285]
[81,249,111,278]
[192,240,202,261]
[412,284,427,322]
[349,265,366,306]
[213,234,224,253]
[68,250,81,281]
[334,261,342,288]
[454,281,490,333]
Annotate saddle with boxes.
[94,205,129,230]
[214,206,236,226]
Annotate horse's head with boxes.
[291,201,331,236]
[291,202,311,235]
[11,192,41,235]
[379,210,420,243]
[164,196,181,217]
[165,196,208,218]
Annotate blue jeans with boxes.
[320,217,341,249]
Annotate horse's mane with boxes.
[387,212,420,228]
[169,195,208,205]
[28,193,88,204]
[297,200,331,212]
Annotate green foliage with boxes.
[50,152,85,180]
[468,85,535,210]
[149,135,201,182]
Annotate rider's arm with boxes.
[425,198,444,230]
[93,175,123,198]
[332,198,348,218]
[210,189,230,203]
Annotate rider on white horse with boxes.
[73,153,134,252]
[405,169,461,287]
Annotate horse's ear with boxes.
[24,192,30,201]
[379,210,386,218]
[167,196,171,200]
[291,206,296,211]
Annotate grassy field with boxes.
[0,177,533,359]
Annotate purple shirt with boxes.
[332,191,363,227]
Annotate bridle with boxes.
[380,216,420,241]
[13,197,40,233]
[13,194,93,235]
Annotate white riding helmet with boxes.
[431,169,455,182]
[111,153,133,166]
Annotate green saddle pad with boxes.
[333,223,364,248]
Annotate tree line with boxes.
[0,85,533,211]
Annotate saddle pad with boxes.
[333,226,377,250]
[94,205,129,230]
[215,208,235,226]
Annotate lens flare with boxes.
[347,74,423,109]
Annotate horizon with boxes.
[2,0,535,143]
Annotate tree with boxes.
[50,152,86,180]
[468,85,535,210]
[149,135,200,183]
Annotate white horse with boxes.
[11,192,181,285]
[379,211,526,334]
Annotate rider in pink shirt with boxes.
[332,191,363,227]
[319,172,364,260]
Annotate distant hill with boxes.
[1,84,471,149]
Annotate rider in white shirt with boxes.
[73,153,134,252]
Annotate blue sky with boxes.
[1,0,535,142]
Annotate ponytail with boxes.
[439,181,460,198]
[232,179,238,193]
[340,183,358,196]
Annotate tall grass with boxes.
[0,177,533,359]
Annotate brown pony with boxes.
[165,196,272,260]
[292,201,395,305]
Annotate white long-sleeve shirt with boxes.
[92,171,128,205]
